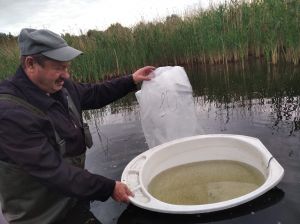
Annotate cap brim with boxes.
[42,46,82,61]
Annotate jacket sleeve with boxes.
[0,105,115,201]
[70,75,137,110]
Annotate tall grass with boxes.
[0,0,300,81]
[0,36,19,79]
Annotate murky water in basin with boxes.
[148,160,265,205]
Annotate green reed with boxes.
[0,36,19,79]
[0,0,300,81]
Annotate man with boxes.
[0,28,154,224]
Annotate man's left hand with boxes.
[132,66,155,84]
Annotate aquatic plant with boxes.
[0,0,299,81]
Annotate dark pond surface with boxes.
[85,61,300,224]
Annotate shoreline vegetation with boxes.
[0,0,300,81]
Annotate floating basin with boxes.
[121,134,284,214]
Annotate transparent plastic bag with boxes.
[136,66,201,148]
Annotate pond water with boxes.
[84,61,300,224]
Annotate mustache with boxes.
[55,77,66,83]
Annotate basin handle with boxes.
[267,156,274,168]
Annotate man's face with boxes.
[32,59,71,94]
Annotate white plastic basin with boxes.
[121,134,284,214]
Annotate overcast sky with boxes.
[0,0,224,35]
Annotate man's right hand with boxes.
[111,181,134,203]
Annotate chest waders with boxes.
[0,89,93,224]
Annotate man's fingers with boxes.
[132,66,156,84]
[125,185,134,197]
[112,181,134,203]
[145,66,155,73]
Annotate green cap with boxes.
[18,28,82,61]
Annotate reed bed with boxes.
[0,0,300,81]
[0,36,19,79]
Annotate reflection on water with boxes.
[188,61,300,135]
[84,60,300,136]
